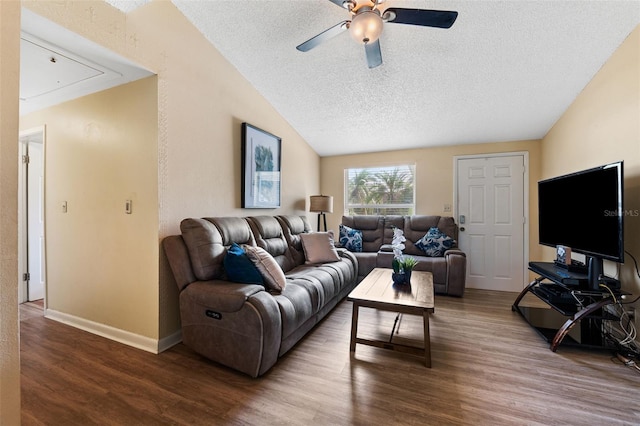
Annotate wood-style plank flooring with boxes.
[20,290,640,425]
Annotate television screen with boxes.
[538,161,624,263]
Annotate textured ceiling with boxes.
[127,1,639,157]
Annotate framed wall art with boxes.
[241,123,282,208]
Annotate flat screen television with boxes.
[538,161,624,290]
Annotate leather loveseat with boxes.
[163,215,357,377]
[340,215,466,296]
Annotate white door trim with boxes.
[453,151,530,289]
[18,140,28,303]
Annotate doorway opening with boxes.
[18,126,46,307]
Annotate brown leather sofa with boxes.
[341,215,466,296]
[163,215,358,377]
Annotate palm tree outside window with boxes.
[344,165,416,215]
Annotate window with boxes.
[344,164,416,215]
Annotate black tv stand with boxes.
[553,259,588,274]
[512,262,623,351]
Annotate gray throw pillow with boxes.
[300,232,341,264]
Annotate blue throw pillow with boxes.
[415,227,456,257]
[339,224,363,252]
[224,243,264,284]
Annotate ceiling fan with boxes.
[296,0,458,69]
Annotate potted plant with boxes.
[391,227,417,284]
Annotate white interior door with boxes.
[456,154,527,292]
[19,128,46,303]
[27,141,46,301]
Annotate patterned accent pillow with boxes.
[339,224,363,252]
[415,227,456,257]
[243,245,287,293]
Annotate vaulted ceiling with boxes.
[169,0,639,156]
[31,1,640,157]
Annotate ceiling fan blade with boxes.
[327,0,349,8]
[296,21,349,52]
[383,8,458,29]
[364,40,382,69]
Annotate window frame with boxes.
[343,163,416,216]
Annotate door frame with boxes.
[18,125,47,304]
[453,151,530,289]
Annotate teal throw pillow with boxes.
[339,224,363,252]
[415,227,456,257]
[224,243,264,284]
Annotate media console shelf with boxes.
[512,262,623,351]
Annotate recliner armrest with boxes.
[179,280,280,378]
[182,281,265,312]
[445,250,466,297]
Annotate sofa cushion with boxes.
[383,215,405,245]
[224,243,264,284]
[415,227,457,257]
[339,224,363,252]
[244,245,287,292]
[341,215,384,252]
[300,232,340,264]
[276,215,312,267]
[402,215,457,256]
[247,216,295,272]
[210,217,256,245]
[273,281,316,339]
[180,218,226,281]
[350,251,378,278]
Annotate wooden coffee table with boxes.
[347,268,435,367]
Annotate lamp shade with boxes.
[309,195,333,213]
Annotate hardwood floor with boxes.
[20,290,639,425]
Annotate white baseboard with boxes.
[158,330,183,352]
[45,309,182,354]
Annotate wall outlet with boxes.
[62,201,67,213]
[444,204,451,212]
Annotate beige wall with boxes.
[321,140,543,261]
[20,77,159,338]
[0,1,21,424]
[321,26,640,298]
[22,0,320,341]
[541,25,640,296]
[0,5,636,424]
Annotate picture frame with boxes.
[241,123,282,208]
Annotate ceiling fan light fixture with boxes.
[342,0,356,11]
[349,8,383,44]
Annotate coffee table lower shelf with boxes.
[349,308,432,367]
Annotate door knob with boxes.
[460,227,465,232]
